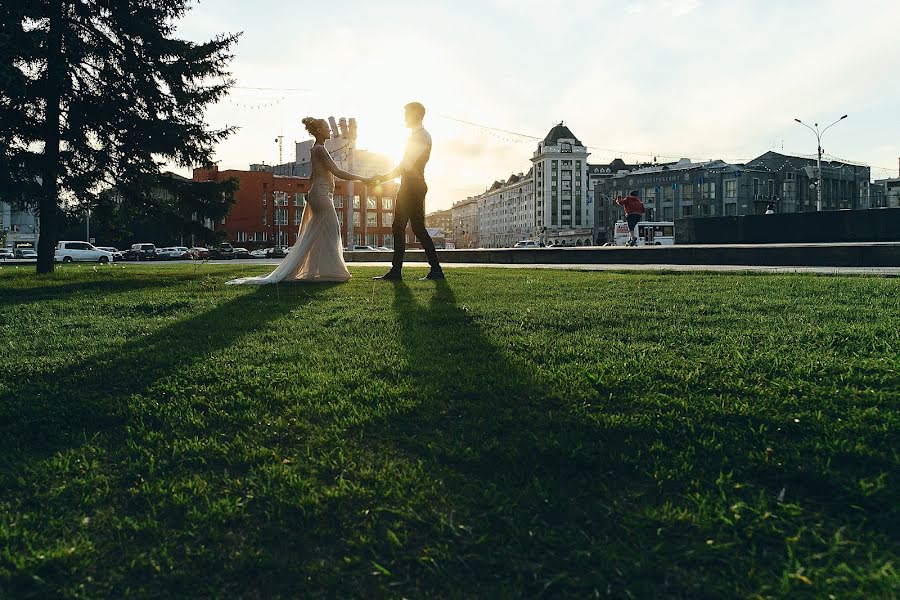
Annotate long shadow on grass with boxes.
[0,282,339,464]
[348,281,657,595]
[0,272,204,307]
[340,281,899,597]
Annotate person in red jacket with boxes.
[615,190,646,246]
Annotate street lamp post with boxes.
[793,115,847,211]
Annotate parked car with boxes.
[209,243,235,260]
[249,248,270,258]
[189,247,210,259]
[55,241,115,263]
[158,246,192,260]
[0,249,14,260]
[14,248,38,259]
[122,243,158,261]
[232,247,251,259]
[95,246,124,261]
[513,240,540,248]
[349,245,378,251]
[375,246,393,252]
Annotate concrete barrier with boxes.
[675,208,900,244]
[343,244,900,268]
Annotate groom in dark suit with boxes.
[369,102,444,281]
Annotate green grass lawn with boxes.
[1,264,898,598]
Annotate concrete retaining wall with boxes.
[675,208,900,244]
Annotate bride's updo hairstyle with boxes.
[302,117,330,139]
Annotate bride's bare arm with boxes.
[314,146,365,181]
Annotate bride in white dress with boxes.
[227,117,367,285]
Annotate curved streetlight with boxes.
[794,114,848,211]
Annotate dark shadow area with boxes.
[313,280,898,598]
[0,282,339,464]
[0,272,204,307]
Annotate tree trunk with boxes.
[37,0,64,274]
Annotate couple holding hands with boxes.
[228,102,443,286]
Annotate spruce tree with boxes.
[0,0,240,273]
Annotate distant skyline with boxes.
[173,0,900,211]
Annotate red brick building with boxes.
[193,166,410,248]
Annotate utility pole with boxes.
[794,115,847,211]
[274,136,284,248]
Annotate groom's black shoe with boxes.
[419,268,445,281]
[374,270,402,281]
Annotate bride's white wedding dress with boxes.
[226,144,355,285]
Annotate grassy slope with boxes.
[0,264,897,598]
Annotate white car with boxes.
[0,249,14,260]
[95,246,124,261]
[158,246,192,260]
[513,240,540,248]
[55,241,115,263]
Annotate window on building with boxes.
[274,191,288,206]
[333,195,344,208]
[644,187,656,203]
[682,184,695,200]
[236,231,246,242]
[275,208,288,225]
[353,195,360,209]
[663,186,674,202]
[262,188,267,205]
[702,182,716,199]
[752,178,760,197]
[382,196,393,210]
[682,205,692,217]
[262,208,267,225]
[725,180,737,199]
[367,196,377,210]
[366,213,377,228]
[725,202,737,216]
[294,210,302,225]
[353,212,360,226]
[383,212,393,228]
[294,193,306,207]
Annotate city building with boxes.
[425,208,453,237]
[477,171,536,248]
[193,166,404,249]
[531,124,593,246]
[873,160,900,208]
[450,196,479,248]
[0,201,39,252]
[746,152,873,211]
[594,152,874,243]
[251,117,392,180]
[459,123,596,248]
[587,158,645,244]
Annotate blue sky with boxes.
[175,0,900,211]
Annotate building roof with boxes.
[543,123,581,146]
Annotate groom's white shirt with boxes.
[398,125,431,176]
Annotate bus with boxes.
[612,220,675,246]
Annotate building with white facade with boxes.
[477,171,536,248]
[463,123,595,248]
[531,124,593,246]
[450,196,480,248]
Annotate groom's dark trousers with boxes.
[391,177,441,272]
